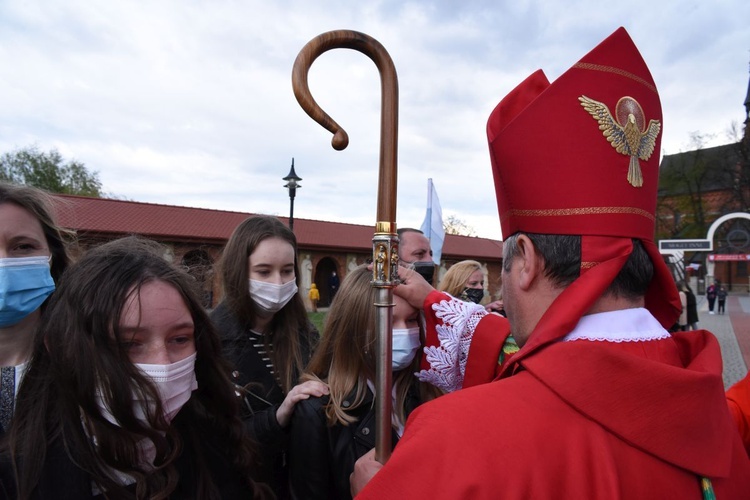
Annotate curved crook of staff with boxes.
[292,30,399,464]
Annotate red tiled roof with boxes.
[55,195,254,242]
[442,233,503,260]
[54,195,503,261]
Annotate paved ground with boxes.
[694,294,750,389]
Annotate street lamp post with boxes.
[283,158,302,231]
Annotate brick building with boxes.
[656,69,750,291]
[53,195,505,309]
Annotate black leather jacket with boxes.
[288,384,420,500]
[209,302,318,499]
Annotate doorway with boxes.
[314,257,339,307]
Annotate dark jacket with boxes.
[685,289,698,325]
[0,409,258,500]
[209,302,318,498]
[288,384,420,500]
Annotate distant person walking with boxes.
[684,284,699,330]
[718,286,728,315]
[707,282,717,314]
[328,271,340,299]
[308,283,320,312]
[678,288,688,331]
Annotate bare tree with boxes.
[656,132,732,239]
[723,121,750,213]
[443,215,476,236]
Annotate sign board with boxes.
[707,254,750,262]
[659,239,712,251]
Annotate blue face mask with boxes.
[392,327,421,371]
[0,256,55,328]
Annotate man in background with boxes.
[397,227,435,284]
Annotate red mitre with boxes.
[487,27,681,373]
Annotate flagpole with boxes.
[424,179,431,239]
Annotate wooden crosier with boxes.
[292,29,399,463]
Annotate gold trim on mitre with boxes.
[503,206,655,222]
[572,63,658,94]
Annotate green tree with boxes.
[0,146,102,196]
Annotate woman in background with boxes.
[1,237,267,499]
[288,265,441,500]
[677,286,688,331]
[0,183,71,437]
[718,286,728,315]
[210,215,326,498]
[437,259,504,313]
[438,260,484,303]
[684,283,699,330]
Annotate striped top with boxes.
[249,329,275,377]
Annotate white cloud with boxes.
[1,0,748,240]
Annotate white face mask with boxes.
[249,279,298,314]
[90,353,197,483]
[392,327,421,371]
[96,352,198,428]
[135,352,199,423]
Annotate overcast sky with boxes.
[1,0,748,240]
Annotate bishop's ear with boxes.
[514,234,543,291]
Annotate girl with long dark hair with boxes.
[210,215,326,497]
[1,237,268,499]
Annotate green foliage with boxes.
[308,311,327,335]
[0,145,102,196]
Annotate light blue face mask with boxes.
[0,256,55,328]
[392,327,421,371]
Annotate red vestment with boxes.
[727,371,750,456]
[359,314,750,499]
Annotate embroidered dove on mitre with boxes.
[579,95,660,187]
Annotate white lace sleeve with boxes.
[416,295,488,392]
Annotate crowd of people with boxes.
[0,184,508,499]
[1,26,750,499]
[0,185,272,499]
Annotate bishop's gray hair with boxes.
[502,233,652,299]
